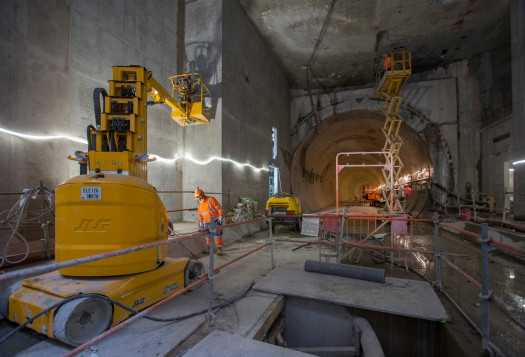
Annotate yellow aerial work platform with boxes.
[8,66,209,347]
[374,51,411,212]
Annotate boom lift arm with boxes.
[69,66,211,180]
[8,66,211,347]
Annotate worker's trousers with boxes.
[205,220,223,247]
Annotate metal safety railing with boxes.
[0,187,234,268]
[158,190,232,212]
[432,212,525,356]
[434,182,516,224]
[270,210,525,356]
[0,216,273,357]
[270,212,432,271]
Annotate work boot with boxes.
[203,246,210,254]
[217,246,224,256]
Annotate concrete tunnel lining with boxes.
[291,110,433,213]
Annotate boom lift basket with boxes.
[170,73,212,126]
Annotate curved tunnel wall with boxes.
[291,110,433,213]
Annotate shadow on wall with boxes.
[185,40,221,120]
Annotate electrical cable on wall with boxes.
[0,186,54,268]
[0,127,269,173]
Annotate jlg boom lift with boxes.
[8,66,211,346]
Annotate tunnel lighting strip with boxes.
[150,153,269,172]
[183,153,269,172]
[512,159,525,165]
[0,127,88,144]
[0,127,268,172]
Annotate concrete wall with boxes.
[480,117,512,213]
[511,0,525,219]
[182,0,223,221]
[221,0,290,212]
[410,49,513,210]
[409,61,481,197]
[290,78,457,208]
[0,0,183,216]
[470,45,513,128]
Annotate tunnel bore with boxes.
[291,110,433,213]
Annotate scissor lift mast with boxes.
[374,51,412,212]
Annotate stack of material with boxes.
[224,211,236,224]
[233,197,258,222]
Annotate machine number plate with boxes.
[81,187,101,200]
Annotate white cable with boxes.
[0,186,54,268]
[149,153,269,172]
[0,127,87,144]
[1,127,268,172]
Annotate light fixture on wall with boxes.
[509,269,515,280]
[512,159,525,165]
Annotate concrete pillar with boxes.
[456,61,481,198]
[511,0,525,219]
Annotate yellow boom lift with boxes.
[8,66,211,346]
[374,51,411,212]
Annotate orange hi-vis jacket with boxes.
[198,196,223,223]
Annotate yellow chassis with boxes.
[9,257,189,339]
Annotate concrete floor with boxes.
[1,212,524,356]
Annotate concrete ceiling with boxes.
[238,0,510,89]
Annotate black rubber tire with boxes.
[295,218,302,232]
[53,296,112,346]
[184,259,204,287]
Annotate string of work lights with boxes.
[0,127,269,172]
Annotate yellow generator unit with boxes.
[265,193,303,232]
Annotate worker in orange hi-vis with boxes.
[194,188,225,255]
[382,53,392,70]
